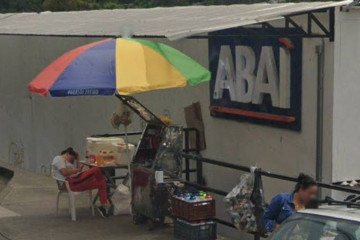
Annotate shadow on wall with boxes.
[0,167,14,193]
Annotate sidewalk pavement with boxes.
[0,161,173,240]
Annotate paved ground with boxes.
[0,162,174,240]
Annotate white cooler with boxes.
[86,137,135,166]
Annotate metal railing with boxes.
[182,128,202,183]
[181,152,360,239]
[92,128,360,238]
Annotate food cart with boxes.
[118,95,183,230]
[27,37,211,231]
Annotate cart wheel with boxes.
[170,216,176,225]
[158,216,165,224]
[133,213,146,225]
[147,219,155,231]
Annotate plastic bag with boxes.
[111,184,131,216]
[224,169,265,233]
[154,126,183,179]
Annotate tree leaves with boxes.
[0,0,304,13]
[42,0,101,11]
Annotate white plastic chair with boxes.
[53,176,95,221]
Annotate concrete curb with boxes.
[0,166,14,181]
[0,163,14,204]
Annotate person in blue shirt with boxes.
[262,173,318,233]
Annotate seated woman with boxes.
[262,173,318,233]
[51,147,110,217]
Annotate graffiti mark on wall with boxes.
[40,164,51,177]
[8,142,24,167]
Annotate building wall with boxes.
[0,15,334,239]
[333,8,360,185]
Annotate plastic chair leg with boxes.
[69,194,76,221]
[68,194,71,214]
[56,191,61,215]
[89,191,95,216]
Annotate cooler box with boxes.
[86,137,135,166]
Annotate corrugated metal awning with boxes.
[0,1,351,40]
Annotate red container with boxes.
[172,197,216,221]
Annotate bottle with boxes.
[155,167,164,184]
[96,151,104,167]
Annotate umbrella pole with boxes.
[124,125,133,213]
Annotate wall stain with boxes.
[8,141,24,167]
[40,164,51,177]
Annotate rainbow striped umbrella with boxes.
[29,38,210,97]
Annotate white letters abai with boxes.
[213,45,291,109]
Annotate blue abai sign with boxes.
[209,28,302,131]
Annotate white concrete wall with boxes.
[0,13,334,238]
[333,9,360,184]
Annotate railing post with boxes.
[195,129,203,184]
[184,129,190,181]
[196,160,203,185]
[252,168,264,240]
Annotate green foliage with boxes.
[132,0,191,8]
[42,0,100,11]
[0,0,324,13]
[0,0,44,12]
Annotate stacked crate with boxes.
[172,196,217,240]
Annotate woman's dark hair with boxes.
[294,173,317,193]
[61,147,78,158]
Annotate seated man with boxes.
[52,147,110,217]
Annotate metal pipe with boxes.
[184,130,190,181]
[91,132,142,137]
[183,153,360,195]
[183,181,228,196]
[182,153,251,172]
[211,218,236,229]
[0,32,332,39]
[316,39,325,198]
[194,129,203,185]
[124,125,132,195]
